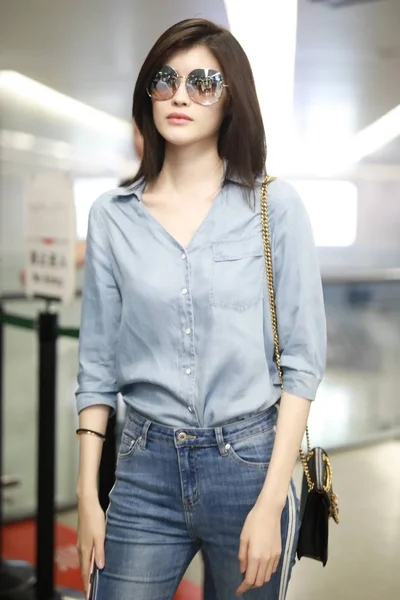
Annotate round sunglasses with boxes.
[147,66,228,106]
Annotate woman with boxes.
[76,18,326,600]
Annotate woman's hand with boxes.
[236,500,283,596]
[77,492,106,598]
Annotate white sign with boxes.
[25,172,76,303]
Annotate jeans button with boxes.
[177,432,187,442]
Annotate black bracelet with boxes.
[76,428,106,441]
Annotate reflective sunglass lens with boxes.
[186,69,224,105]
[148,67,178,100]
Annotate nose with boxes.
[172,78,190,106]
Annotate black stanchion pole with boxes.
[98,414,117,513]
[35,309,61,600]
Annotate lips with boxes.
[167,113,193,121]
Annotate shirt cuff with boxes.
[76,392,117,416]
[282,371,321,401]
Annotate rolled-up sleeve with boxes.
[75,198,121,415]
[270,181,327,400]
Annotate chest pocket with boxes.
[210,236,264,311]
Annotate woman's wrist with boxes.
[257,483,288,513]
[76,480,99,501]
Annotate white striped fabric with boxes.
[278,483,297,600]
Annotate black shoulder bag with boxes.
[260,176,339,567]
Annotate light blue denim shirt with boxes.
[76,176,326,427]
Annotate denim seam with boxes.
[117,437,141,460]
[176,447,200,529]
[192,450,200,506]
[183,449,200,508]
[226,446,270,470]
[94,477,117,600]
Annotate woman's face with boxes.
[151,45,227,148]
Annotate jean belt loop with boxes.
[140,420,151,450]
[215,427,228,457]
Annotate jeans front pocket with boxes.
[209,236,264,311]
[117,430,141,460]
[226,427,275,469]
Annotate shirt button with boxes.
[188,406,193,413]
[185,327,191,335]
[185,368,191,375]
[182,288,188,295]
[181,253,187,260]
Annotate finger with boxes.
[254,560,268,588]
[86,552,95,600]
[265,556,280,583]
[238,538,248,574]
[263,560,274,583]
[272,556,280,574]
[80,549,92,593]
[236,559,259,596]
[94,537,105,569]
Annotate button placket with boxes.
[179,250,197,420]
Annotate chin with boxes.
[162,130,204,147]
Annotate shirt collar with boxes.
[113,177,146,200]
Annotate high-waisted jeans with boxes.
[93,406,300,599]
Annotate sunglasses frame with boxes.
[146,66,228,105]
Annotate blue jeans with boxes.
[94,406,300,599]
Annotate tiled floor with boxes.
[59,441,400,599]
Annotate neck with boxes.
[154,139,224,198]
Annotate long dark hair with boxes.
[127,18,266,190]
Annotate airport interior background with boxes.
[1,0,400,599]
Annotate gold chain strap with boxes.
[260,176,314,491]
